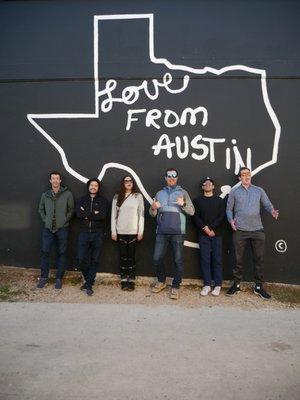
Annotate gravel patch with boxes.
[0,266,299,309]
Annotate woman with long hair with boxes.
[111,175,144,290]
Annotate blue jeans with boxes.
[77,231,104,287]
[198,235,222,286]
[153,234,184,289]
[41,227,68,279]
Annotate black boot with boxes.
[80,282,88,291]
[127,281,135,291]
[121,281,129,290]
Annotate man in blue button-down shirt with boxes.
[226,167,279,299]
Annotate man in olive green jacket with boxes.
[37,171,74,289]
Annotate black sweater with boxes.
[193,195,225,236]
[76,194,109,232]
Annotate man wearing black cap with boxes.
[76,178,108,296]
[193,177,225,296]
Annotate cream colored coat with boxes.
[111,193,144,235]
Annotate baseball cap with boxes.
[201,177,215,185]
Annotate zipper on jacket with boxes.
[89,197,94,232]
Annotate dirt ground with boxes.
[0,265,299,309]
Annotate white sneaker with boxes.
[200,286,211,296]
[211,286,221,296]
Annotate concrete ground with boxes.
[0,303,299,400]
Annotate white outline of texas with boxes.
[27,13,281,249]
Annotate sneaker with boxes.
[200,286,211,296]
[80,282,88,291]
[127,281,135,291]
[86,287,94,296]
[54,279,62,290]
[36,277,48,289]
[151,281,167,293]
[170,288,179,300]
[121,281,128,291]
[211,286,221,296]
[226,283,240,296]
[254,285,271,300]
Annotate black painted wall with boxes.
[0,0,299,284]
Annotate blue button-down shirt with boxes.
[226,184,273,231]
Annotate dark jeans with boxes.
[118,234,137,281]
[233,229,265,284]
[41,227,68,279]
[77,230,104,287]
[198,235,222,286]
[153,234,184,289]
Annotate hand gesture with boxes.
[271,209,279,220]
[203,226,211,236]
[151,200,161,210]
[230,220,237,231]
[176,196,185,207]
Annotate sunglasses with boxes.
[124,179,133,183]
[166,171,178,178]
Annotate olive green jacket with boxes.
[38,186,74,231]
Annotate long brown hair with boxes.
[116,175,139,207]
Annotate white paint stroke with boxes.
[98,162,152,204]
[27,13,281,249]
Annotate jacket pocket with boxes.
[157,212,182,234]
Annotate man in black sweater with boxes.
[193,177,225,296]
[76,178,108,296]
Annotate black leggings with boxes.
[118,234,137,281]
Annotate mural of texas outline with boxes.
[27,13,281,249]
